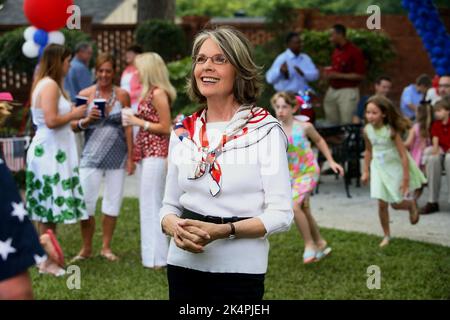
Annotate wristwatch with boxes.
[227,222,236,240]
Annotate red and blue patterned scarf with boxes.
[173,105,283,196]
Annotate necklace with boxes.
[95,85,117,113]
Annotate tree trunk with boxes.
[137,0,175,22]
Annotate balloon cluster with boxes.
[21,0,73,58]
[296,88,314,110]
[402,0,450,76]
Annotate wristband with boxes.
[77,119,87,130]
[144,121,150,131]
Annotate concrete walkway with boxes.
[310,174,450,248]
[122,172,450,247]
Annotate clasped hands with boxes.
[163,215,229,254]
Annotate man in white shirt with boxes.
[265,32,319,94]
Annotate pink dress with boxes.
[120,65,142,109]
[409,123,430,169]
[287,121,320,205]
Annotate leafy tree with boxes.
[175,0,450,17]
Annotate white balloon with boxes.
[23,26,37,41]
[294,115,310,122]
[48,31,65,45]
[22,40,39,58]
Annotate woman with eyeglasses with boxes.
[160,27,293,301]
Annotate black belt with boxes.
[181,208,250,224]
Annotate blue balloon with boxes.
[432,47,444,57]
[436,67,446,76]
[423,0,434,9]
[404,0,450,76]
[414,18,426,29]
[38,45,45,58]
[425,43,434,52]
[409,3,419,12]
[434,36,447,46]
[418,8,429,19]
[33,29,48,47]
[423,34,433,44]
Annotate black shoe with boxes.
[419,202,439,214]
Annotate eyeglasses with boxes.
[193,54,228,65]
[438,84,450,88]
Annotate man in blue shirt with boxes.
[266,32,319,94]
[400,74,431,120]
[64,42,93,102]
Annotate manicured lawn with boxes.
[30,198,450,300]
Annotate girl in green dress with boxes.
[361,95,426,247]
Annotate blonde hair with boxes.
[270,91,298,110]
[187,26,263,105]
[135,52,176,104]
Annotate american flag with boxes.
[0,137,30,172]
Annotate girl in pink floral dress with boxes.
[271,92,344,264]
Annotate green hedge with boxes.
[254,29,396,109]
[0,28,95,77]
[135,20,187,63]
[167,56,199,117]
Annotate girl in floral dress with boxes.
[271,92,344,264]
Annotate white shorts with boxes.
[79,168,126,217]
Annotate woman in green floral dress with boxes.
[26,44,88,235]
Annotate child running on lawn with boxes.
[361,95,426,247]
[271,91,344,264]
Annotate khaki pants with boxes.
[323,87,360,125]
[424,147,450,203]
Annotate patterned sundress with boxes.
[26,78,88,224]
[287,121,320,205]
[133,87,169,162]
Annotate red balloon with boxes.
[23,0,74,32]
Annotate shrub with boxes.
[135,20,187,63]
[254,29,395,108]
[167,56,198,117]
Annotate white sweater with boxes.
[160,119,294,274]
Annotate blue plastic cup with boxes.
[75,95,88,107]
[93,98,106,118]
